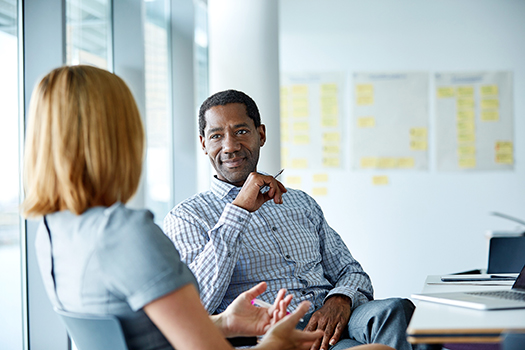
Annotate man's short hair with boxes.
[198,89,261,137]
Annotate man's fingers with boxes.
[319,323,334,350]
[329,322,344,346]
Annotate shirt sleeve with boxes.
[309,197,374,310]
[96,207,198,312]
[163,202,251,314]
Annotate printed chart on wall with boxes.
[435,71,513,171]
[280,72,346,196]
[352,72,429,171]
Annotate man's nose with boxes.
[222,133,241,153]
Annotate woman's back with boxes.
[36,202,197,350]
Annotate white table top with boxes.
[407,275,525,344]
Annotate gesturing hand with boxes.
[219,282,292,337]
[232,172,287,212]
[304,295,352,350]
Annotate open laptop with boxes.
[412,265,525,310]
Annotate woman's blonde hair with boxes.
[22,65,144,217]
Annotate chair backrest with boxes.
[54,308,129,350]
[503,332,525,350]
[487,236,525,274]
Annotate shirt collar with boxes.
[210,176,241,200]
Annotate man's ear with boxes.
[258,124,266,147]
[199,135,208,155]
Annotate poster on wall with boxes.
[280,72,346,172]
[435,71,514,171]
[351,72,429,171]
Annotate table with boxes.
[407,275,525,344]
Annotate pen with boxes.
[251,298,304,322]
[260,169,285,192]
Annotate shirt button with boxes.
[301,290,307,295]
[238,218,244,222]
[285,254,291,259]
[272,227,277,231]
[227,252,232,257]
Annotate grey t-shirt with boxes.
[35,202,198,350]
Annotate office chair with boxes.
[54,308,129,350]
[502,332,525,350]
[487,236,525,274]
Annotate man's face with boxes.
[200,103,266,187]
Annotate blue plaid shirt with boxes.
[163,176,374,314]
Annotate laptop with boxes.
[412,265,525,310]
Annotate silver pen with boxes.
[260,168,285,192]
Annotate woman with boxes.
[23,65,394,350]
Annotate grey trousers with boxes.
[297,298,415,350]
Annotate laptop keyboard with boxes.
[467,290,525,302]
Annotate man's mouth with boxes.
[221,157,245,169]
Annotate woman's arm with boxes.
[144,283,323,350]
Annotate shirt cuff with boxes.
[325,287,372,310]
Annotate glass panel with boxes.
[66,0,112,69]
[0,0,23,348]
[144,0,172,224]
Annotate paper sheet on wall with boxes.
[280,72,346,173]
[352,72,429,170]
[435,71,514,171]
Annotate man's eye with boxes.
[237,130,248,135]
[210,134,221,139]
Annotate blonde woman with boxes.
[23,65,395,350]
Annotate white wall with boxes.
[279,0,525,299]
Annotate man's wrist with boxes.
[325,294,352,308]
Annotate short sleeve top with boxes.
[35,202,198,350]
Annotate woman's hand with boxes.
[217,282,292,337]
[256,301,324,350]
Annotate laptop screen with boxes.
[513,264,525,291]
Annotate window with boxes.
[0,0,23,348]
[66,0,112,68]
[144,0,172,224]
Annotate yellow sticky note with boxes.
[281,121,289,130]
[323,145,340,154]
[321,117,338,128]
[321,95,338,105]
[280,86,289,96]
[377,157,397,168]
[293,134,310,145]
[312,187,328,196]
[323,157,340,168]
[281,147,290,158]
[281,158,289,168]
[456,121,475,131]
[291,158,308,169]
[280,109,289,119]
[292,97,309,109]
[437,87,455,98]
[360,157,377,169]
[292,97,309,117]
[481,110,500,121]
[410,140,427,151]
[397,157,415,168]
[281,129,290,143]
[481,99,499,109]
[321,104,339,116]
[357,95,374,106]
[457,98,475,108]
[459,157,476,168]
[496,153,513,164]
[323,132,341,143]
[292,85,308,95]
[481,85,498,96]
[313,173,329,183]
[457,110,475,121]
[457,133,476,143]
[358,117,376,128]
[292,107,309,118]
[356,84,374,95]
[410,128,427,138]
[495,141,513,153]
[457,86,474,97]
[285,176,302,185]
[321,83,338,95]
[372,175,389,186]
[457,145,476,155]
[293,122,309,131]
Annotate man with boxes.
[164,90,415,350]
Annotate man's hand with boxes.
[232,172,287,212]
[217,282,293,337]
[304,295,352,350]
